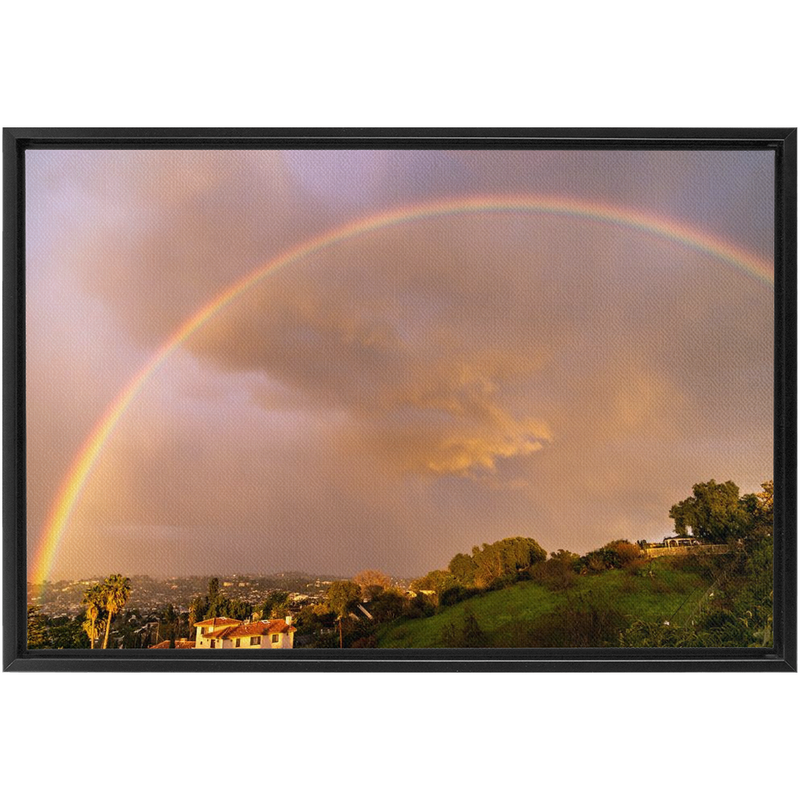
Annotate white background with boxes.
[1,2,796,798]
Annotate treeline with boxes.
[412,537,548,605]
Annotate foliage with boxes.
[353,570,392,600]
[669,479,755,543]
[27,605,50,649]
[579,540,642,573]
[745,480,774,541]
[378,559,708,648]
[530,552,579,590]
[441,610,488,647]
[369,588,408,622]
[530,599,627,647]
[448,553,477,586]
[258,591,290,620]
[326,580,362,619]
[449,537,547,589]
[51,615,90,648]
[188,578,256,627]
[410,569,457,601]
[100,574,132,649]
[295,603,336,635]
[619,537,773,647]
[82,582,106,649]
[440,585,482,606]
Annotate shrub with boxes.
[440,610,489,647]
[610,540,644,567]
[530,605,627,647]
[530,558,577,591]
[440,586,481,606]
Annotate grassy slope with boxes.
[377,557,711,648]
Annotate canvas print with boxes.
[24,148,775,652]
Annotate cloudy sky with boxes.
[26,149,774,580]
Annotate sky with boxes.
[25,148,774,581]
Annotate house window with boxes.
[250,636,261,646]
[201,627,207,636]
[210,640,216,649]
[235,639,241,648]
[271,634,280,643]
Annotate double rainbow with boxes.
[29,194,774,589]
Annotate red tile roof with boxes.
[201,626,238,639]
[194,617,242,628]
[219,619,297,639]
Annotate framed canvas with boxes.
[3,128,796,671]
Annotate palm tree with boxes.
[100,574,132,650]
[82,583,105,649]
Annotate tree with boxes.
[82,582,105,649]
[188,595,209,629]
[353,570,392,600]
[448,552,477,586]
[27,605,49,649]
[100,574,132,649]
[259,591,290,621]
[410,569,457,602]
[747,480,774,539]
[326,581,362,648]
[50,614,89,648]
[369,588,407,622]
[450,537,547,588]
[756,480,774,520]
[669,480,753,543]
[326,581,362,619]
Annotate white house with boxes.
[194,616,296,649]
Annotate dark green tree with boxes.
[49,614,89,648]
[449,537,547,588]
[669,480,754,543]
[369,589,407,622]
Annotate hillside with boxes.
[377,556,719,648]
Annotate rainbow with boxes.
[29,194,774,590]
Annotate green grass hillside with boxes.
[377,556,716,648]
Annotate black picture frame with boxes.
[4,127,796,672]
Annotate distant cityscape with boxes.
[28,572,408,618]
